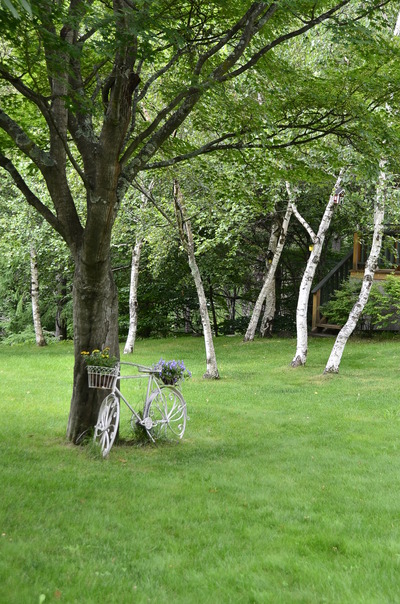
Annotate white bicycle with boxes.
[87,362,187,457]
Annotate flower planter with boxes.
[87,365,119,390]
[160,378,176,386]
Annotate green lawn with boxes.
[1,336,400,603]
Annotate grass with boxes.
[1,335,400,603]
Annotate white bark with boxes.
[291,202,317,242]
[259,215,280,337]
[244,194,293,342]
[123,185,152,354]
[123,236,143,354]
[259,276,276,337]
[395,10,400,36]
[324,167,386,374]
[174,180,219,379]
[291,172,343,367]
[30,243,46,347]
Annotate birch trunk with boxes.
[324,168,386,374]
[174,180,219,379]
[291,172,343,367]
[123,236,143,354]
[29,243,46,347]
[244,198,293,342]
[259,214,280,337]
[259,280,276,337]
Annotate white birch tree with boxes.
[259,214,280,338]
[29,242,46,347]
[123,236,143,354]
[173,179,219,379]
[244,190,293,342]
[259,270,277,337]
[291,172,343,367]
[123,187,152,355]
[323,175,387,374]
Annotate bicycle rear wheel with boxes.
[144,386,187,441]
[93,393,120,457]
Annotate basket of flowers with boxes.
[81,347,119,390]
[152,358,192,386]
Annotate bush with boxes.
[321,275,400,332]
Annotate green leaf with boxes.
[1,0,19,18]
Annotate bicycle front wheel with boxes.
[144,386,187,441]
[93,393,120,457]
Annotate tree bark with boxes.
[29,243,47,347]
[324,167,386,374]
[55,274,68,341]
[208,278,219,337]
[67,253,119,441]
[123,236,143,354]
[259,213,281,337]
[259,278,276,337]
[174,180,219,379]
[291,172,343,367]
[244,195,293,342]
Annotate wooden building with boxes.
[311,230,400,334]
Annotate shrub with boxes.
[321,275,400,332]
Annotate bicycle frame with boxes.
[111,362,162,430]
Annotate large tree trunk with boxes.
[324,167,386,374]
[174,180,219,379]
[123,237,143,354]
[244,196,293,342]
[291,173,343,367]
[29,243,46,347]
[67,253,120,442]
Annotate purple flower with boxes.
[152,358,192,384]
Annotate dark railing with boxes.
[311,249,353,330]
[356,240,400,270]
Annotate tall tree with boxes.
[291,172,343,367]
[123,187,151,355]
[173,179,219,378]
[29,241,46,346]
[324,166,387,373]
[244,188,293,342]
[0,0,394,442]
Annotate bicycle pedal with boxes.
[142,417,153,430]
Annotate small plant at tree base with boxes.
[153,359,192,385]
[81,347,118,368]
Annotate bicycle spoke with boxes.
[93,394,120,456]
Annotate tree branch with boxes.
[137,47,189,103]
[0,153,67,239]
[0,66,49,112]
[194,3,276,76]
[132,179,175,226]
[0,109,55,170]
[217,1,351,83]
[120,88,189,165]
[140,118,354,170]
[291,203,318,243]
